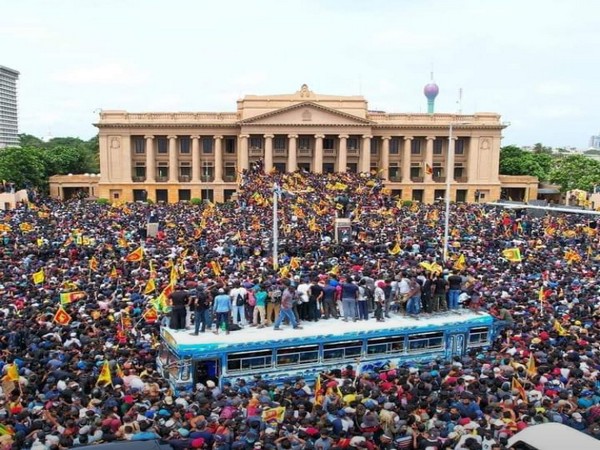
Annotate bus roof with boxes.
[161,311,494,358]
[507,422,598,449]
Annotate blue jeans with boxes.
[357,301,368,320]
[407,296,421,315]
[194,309,211,333]
[273,308,298,328]
[448,290,460,310]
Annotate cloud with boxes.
[530,105,583,119]
[53,62,147,85]
[0,25,54,41]
[535,81,576,96]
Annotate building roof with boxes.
[0,65,20,76]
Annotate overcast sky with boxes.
[2,0,599,148]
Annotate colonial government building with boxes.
[68,84,536,203]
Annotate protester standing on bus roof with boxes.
[213,288,232,335]
[229,281,248,328]
[340,276,359,322]
[447,270,463,310]
[168,283,189,330]
[273,285,303,330]
[191,284,212,335]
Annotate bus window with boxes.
[468,327,489,346]
[227,350,272,373]
[407,332,444,352]
[276,345,319,367]
[323,341,362,361]
[159,346,171,366]
[366,336,405,355]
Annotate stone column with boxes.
[168,135,178,182]
[467,136,479,183]
[380,136,390,180]
[145,135,155,182]
[425,136,435,182]
[361,135,372,173]
[314,134,324,173]
[338,134,348,173]
[402,137,413,182]
[287,134,298,172]
[264,134,274,173]
[191,135,200,182]
[214,135,223,182]
[239,134,249,171]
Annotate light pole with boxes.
[272,182,281,270]
[442,123,454,263]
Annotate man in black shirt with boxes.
[169,284,190,330]
[447,271,463,310]
[191,286,212,335]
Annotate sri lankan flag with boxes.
[144,278,156,294]
[210,260,222,276]
[388,242,401,255]
[511,377,527,403]
[502,248,522,262]
[425,163,433,175]
[109,266,118,279]
[526,354,537,378]
[60,291,86,305]
[261,406,286,423]
[454,254,466,271]
[53,306,72,326]
[96,360,112,387]
[3,363,19,382]
[125,246,144,262]
[142,308,158,323]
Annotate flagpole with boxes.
[272,182,280,270]
[443,123,453,263]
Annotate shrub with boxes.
[190,198,202,205]
[97,198,110,205]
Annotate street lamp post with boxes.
[272,182,280,270]
[443,123,455,263]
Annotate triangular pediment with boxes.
[238,102,373,126]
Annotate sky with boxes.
[2,0,599,148]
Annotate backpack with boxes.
[247,290,256,307]
[235,292,245,307]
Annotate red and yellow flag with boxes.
[511,377,527,403]
[144,278,156,294]
[32,269,45,285]
[53,306,72,326]
[89,256,99,272]
[96,360,112,386]
[3,363,19,382]
[526,354,537,378]
[125,246,144,262]
[261,406,286,423]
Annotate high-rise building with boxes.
[589,133,600,150]
[0,65,20,149]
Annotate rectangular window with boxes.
[225,138,236,154]
[411,139,421,154]
[410,167,421,178]
[157,137,168,154]
[276,345,319,366]
[407,332,444,352]
[178,189,191,202]
[134,166,146,178]
[250,137,263,149]
[347,138,358,150]
[133,137,145,154]
[370,139,379,155]
[323,341,363,361]
[157,166,169,179]
[298,137,311,150]
[434,189,446,201]
[389,138,400,154]
[389,165,400,181]
[456,189,468,202]
[412,188,424,202]
[454,167,465,179]
[201,162,214,181]
[274,137,286,150]
[468,327,489,346]
[323,138,335,150]
[455,139,465,155]
[227,350,272,373]
[367,336,405,355]
[433,139,443,155]
[224,163,236,181]
[179,137,191,154]
[179,166,191,177]
[202,138,213,154]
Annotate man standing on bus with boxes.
[273,285,303,330]
[169,284,190,330]
[213,288,232,335]
[447,271,463,310]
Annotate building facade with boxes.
[96,85,508,204]
[0,65,19,149]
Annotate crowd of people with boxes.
[0,168,599,449]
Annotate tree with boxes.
[0,147,48,188]
[499,145,554,181]
[547,154,600,192]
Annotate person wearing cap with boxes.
[213,288,232,335]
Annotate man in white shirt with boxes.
[229,282,248,326]
[296,278,311,321]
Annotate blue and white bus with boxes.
[157,311,500,391]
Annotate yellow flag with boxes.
[3,363,19,382]
[526,354,537,378]
[502,248,522,262]
[388,242,401,255]
[125,246,144,262]
[454,254,466,271]
[144,278,156,294]
[32,269,45,285]
[96,360,112,386]
[261,406,286,423]
[511,377,527,403]
[170,264,178,285]
[290,257,301,270]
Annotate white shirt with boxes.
[297,283,310,303]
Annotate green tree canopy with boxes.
[499,145,554,181]
[547,154,600,192]
[0,146,48,188]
